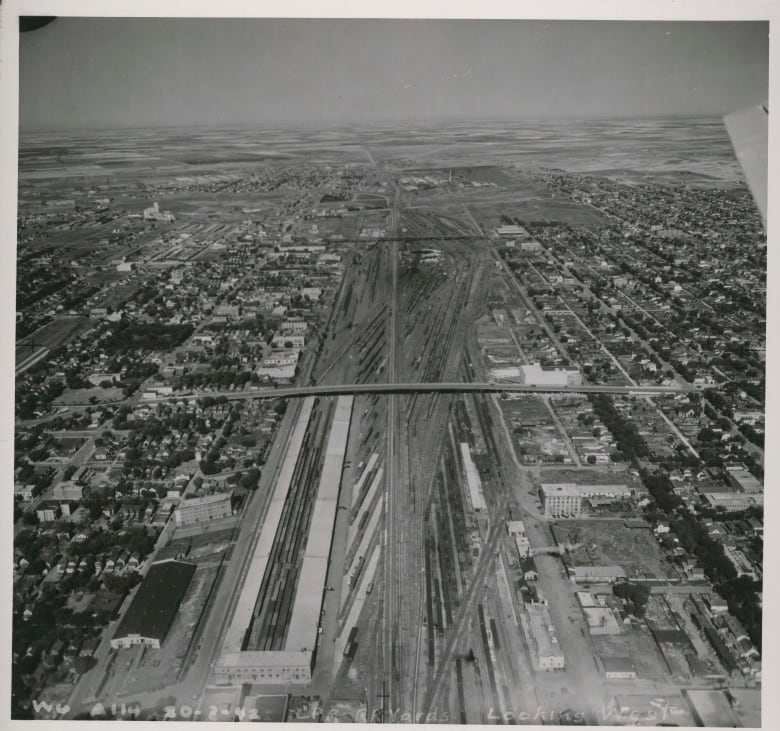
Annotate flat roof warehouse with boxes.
[111,559,196,649]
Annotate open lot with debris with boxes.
[554,520,671,580]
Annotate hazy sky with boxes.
[19,18,769,131]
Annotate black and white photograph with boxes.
[1,2,776,728]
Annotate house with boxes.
[15,555,30,571]
[14,484,34,501]
[116,551,129,570]
[704,593,729,615]
[63,639,81,664]
[686,565,707,581]
[79,637,101,657]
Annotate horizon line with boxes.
[19,113,732,136]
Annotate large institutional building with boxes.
[539,483,632,517]
[540,483,583,518]
[174,492,232,527]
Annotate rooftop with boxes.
[112,559,196,643]
[602,656,636,673]
[178,491,232,507]
[540,483,580,497]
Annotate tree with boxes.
[199,460,218,476]
[613,581,650,618]
[239,468,261,491]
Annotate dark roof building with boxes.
[651,627,692,646]
[110,559,196,650]
[602,656,637,678]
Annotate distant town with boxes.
[13,121,764,725]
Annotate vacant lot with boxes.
[54,386,124,405]
[555,520,670,580]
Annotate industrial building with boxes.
[683,690,742,727]
[281,318,309,334]
[271,334,305,350]
[216,650,313,685]
[174,492,232,527]
[525,604,565,671]
[506,520,530,558]
[495,224,527,237]
[702,492,763,512]
[217,396,353,685]
[490,366,522,380]
[724,465,763,493]
[602,656,637,679]
[579,483,632,500]
[110,559,196,649]
[460,442,487,512]
[539,483,582,518]
[217,398,315,683]
[143,201,175,222]
[569,565,627,584]
[539,482,632,517]
[519,363,582,387]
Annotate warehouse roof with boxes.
[602,656,636,673]
[112,559,196,644]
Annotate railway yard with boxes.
[14,124,763,725]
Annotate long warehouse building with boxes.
[460,442,487,512]
[217,398,315,673]
[217,396,353,685]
